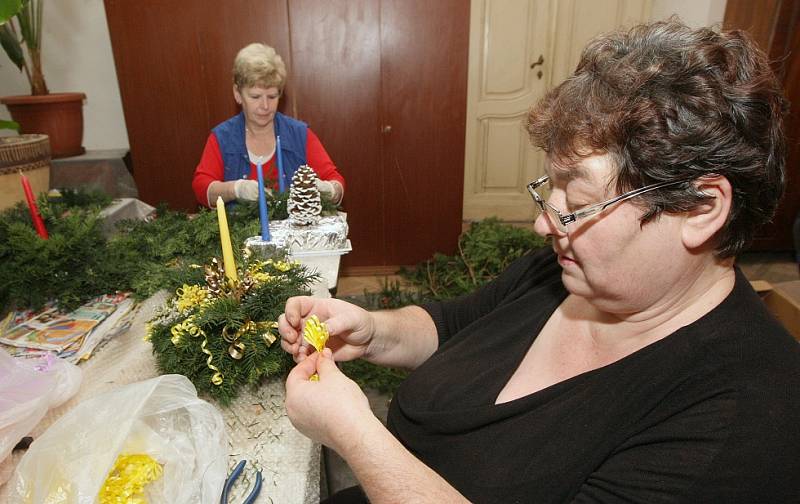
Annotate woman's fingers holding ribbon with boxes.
[285,348,373,451]
[280,296,375,363]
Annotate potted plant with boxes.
[0,0,85,158]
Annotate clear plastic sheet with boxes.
[0,351,82,485]
[7,374,227,503]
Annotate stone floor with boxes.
[322,250,800,498]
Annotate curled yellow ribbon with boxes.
[170,316,202,345]
[258,321,279,345]
[303,315,330,381]
[171,316,222,385]
[202,336,224,385]
[98,453,163,504]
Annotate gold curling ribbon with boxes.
[221,322,251,360]
[221,320,279,359]
[202,337,224,385]
[98,453,163,504]
[258,321,279,345]
[303,315,330,381]
[174,316,222,385]
[228,341,245,360]
[170,324,183,345]
[221,324,237,343]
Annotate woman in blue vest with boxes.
[192,43,345,207]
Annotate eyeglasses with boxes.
[526,175,689,233]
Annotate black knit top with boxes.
[385,248,800,503]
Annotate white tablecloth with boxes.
[0,291,321,503]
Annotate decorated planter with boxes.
[0,134,50,210]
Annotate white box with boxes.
[290,240,352,289]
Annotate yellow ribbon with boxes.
[220,320,279,359]
[258,321,279,345]
[303,315,330,381]
[175,284,209,312]
[203,337,224,385]
[98,453,163,504]
[266,258,297,272]
[171,316,222,385]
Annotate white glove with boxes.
[315,179,342,204]
[233,179,260,201]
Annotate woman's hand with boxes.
[286,348,470,502]
[316,179,344,205]
[279,296,375,363]
[206,180,263,206]
[233,179,260,201]
[285,348,377,452]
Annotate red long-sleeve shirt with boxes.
[192,129,345,207]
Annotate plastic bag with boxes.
[0,351,82,485]
[8,374,228,504]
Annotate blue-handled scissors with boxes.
[220,459,263,504]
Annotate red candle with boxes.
[19,171,49,239]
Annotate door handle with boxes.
[382,125,392,134]
[530,55,544,69]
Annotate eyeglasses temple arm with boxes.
[574,180,685,219]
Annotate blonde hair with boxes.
[233,43,287,91]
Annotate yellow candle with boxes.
[215,196,238,283]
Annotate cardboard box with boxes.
[751,280,800,341]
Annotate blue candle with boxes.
[256,163,271,241]
[276,135,286,193]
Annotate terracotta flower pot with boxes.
[1,92,86,159]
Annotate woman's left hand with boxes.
[285,348,376,452]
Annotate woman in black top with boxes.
[279,19,800,503]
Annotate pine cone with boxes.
[288,164,322,225]
[204,257,226,298]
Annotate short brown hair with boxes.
[527,18,788,257]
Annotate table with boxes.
[0,291,321,503]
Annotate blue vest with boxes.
[212,111,308,188]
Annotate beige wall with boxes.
[0,0,725,152]
[0,0,129,149]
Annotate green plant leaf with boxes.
[0,119,19,131]
[0,22,24,70]
[0,0,23,25]
[15,0,35,50]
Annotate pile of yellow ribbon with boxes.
[98,453,163,504]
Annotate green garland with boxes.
[0,190,116,309]
[0,189,336,312]
[400,217,547,300]
[147,256,317,405]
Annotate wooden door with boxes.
[724,0,800,251]
[462,0,552,222]
[462,0,652,222]
[289,0,469,272]
[286,0,385,269]
[379,0,469,267]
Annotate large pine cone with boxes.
[288,164,322,225]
